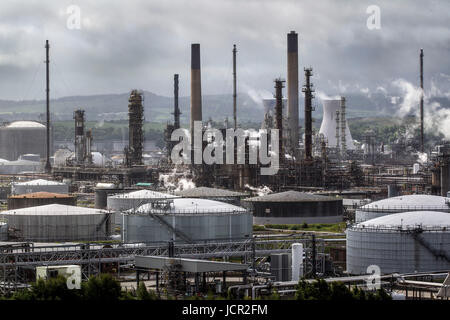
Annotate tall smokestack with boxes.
[173,74,181,130]
[420,48,424,153]
[191,43,202,138]
[274,78,285,161]
[45,40,52,173]
[302,68,314,160]
[287,31,299,156]
[233,44,237,130]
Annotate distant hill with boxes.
[0,91,448,123]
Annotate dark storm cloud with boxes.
[0,0,448,100]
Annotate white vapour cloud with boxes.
[392,78,450,139]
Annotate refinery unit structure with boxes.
[0,204,111,242]
[122,198,253,243]
[347,211,450,275]
[355,194,450,222]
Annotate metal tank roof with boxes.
[175,186,248,198]
[5,121,46,128]
[361,194,450,210]
[243,190,339,202]
[0,204,107,216]
[13,179,67,186]
[356,211,450,230]
[108,189,178,199]
[8,192,74,199]
[132,198,247,214]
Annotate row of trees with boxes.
[1,274,392,301]
[1,275,159,301]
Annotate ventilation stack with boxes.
[287,31,299,157]
[274,79,285,161]
[127,90,144,166]
[173,74,181,130]
[420,49,424,153]
[45,40,52,173]
[190,43,202,141]
[302,68,314,160]
[233,44,237,130]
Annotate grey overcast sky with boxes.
[0,0,449,101]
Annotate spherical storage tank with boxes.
[122,198,253,243]
[346,211,450,275]
[355,194,450,223]
[0,121,47,161]
[0,204,111,242]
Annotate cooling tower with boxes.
[319,99,355,150]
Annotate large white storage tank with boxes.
[122,198,253,243]
[0,204,111,242]
[355,194,450,223]
[12,179,69,195]
[0,121,47,161]
[346,211,450,275]
[108,189,179,226]
[319,99,355,149]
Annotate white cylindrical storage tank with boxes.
[12,179,69,195]
[319,99,355,150]
[355,194,450,223]
[0,121,47,161]
[0,220,8,241]
[291,243,304,281]
[122,198,253,243]
[0,204,111,242]
[347,211,450,275]
[108,190,179,227]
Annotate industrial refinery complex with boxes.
[0,1,449,305]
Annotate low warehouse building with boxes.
[355,194,450,223]
[243,190,343,224]
[7,192,77,210]
[122,198,252,243]
[0,204,111,242]
[346,211,450,275]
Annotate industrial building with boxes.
[7,192,76,210]
[0,204,111,242]
[0,121,48,161]
[355,194,450,223]
[11,179,69,195]
[346,211,450,275]
[122,198,252,243]
[243,190,343,224]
